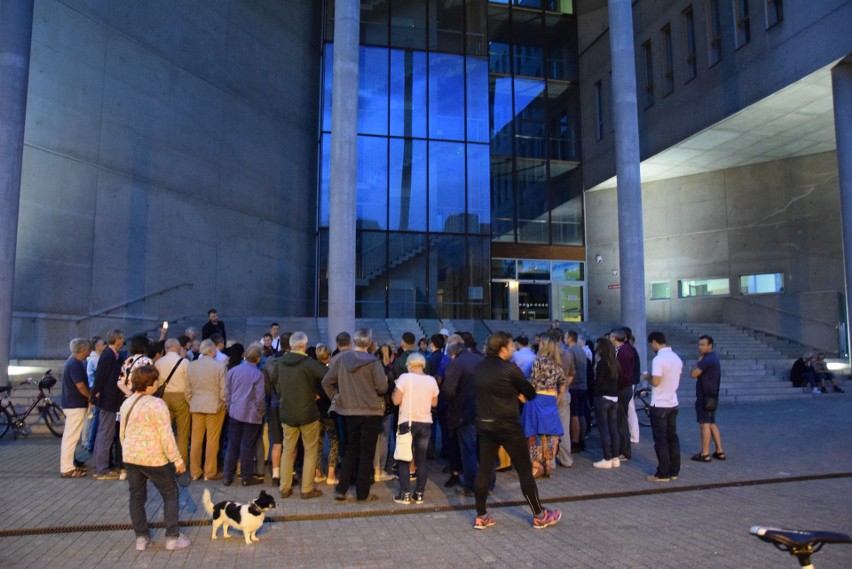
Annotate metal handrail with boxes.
[724,294,839,330]
[76,282,194,324]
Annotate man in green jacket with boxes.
[272,331,328,500]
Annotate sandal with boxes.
[712,452,727,461]
[690,453,711,462]
[61,469,87,478]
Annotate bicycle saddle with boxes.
[750,526,852,550]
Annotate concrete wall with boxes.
[586,152,844,351]
[579,0,852,188]
[12,0,322,357]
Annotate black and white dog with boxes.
[202,488,277,544]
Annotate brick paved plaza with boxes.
[1,395,851,568]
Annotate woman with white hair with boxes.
[391,352,439,505]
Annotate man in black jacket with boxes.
[90,329,125,479]
[441,342,482,492]
[201,309,226,342]
[471,332,562,530]
[272,332,328,500]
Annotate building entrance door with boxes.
[518,283,550,321]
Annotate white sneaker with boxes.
[812,388,822,394]
[611,458,621,468]
[135,536,150,551]
[593,459,612,469]
[119,469,127,481]
[165,534,191,551]
[374,472,394,482]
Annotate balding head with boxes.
[164,338,181,352]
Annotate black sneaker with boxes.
[444,474,461,488]
[393,492,411,505]
[412,492,424,504]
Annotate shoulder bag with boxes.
[153,357,185,398]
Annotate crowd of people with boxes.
[62,309,835,546]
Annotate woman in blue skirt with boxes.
[521,336,567,478]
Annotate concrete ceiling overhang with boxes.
[588,62,838,191]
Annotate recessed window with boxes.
[683,5,698,81]
[740,273,784,295]
[642,40,654,108]
[661,24,674,95]
[734,0,751,48]
[594,80,604,140]
[650,281,671,300]
[706,0,722,66]
[678,278,730,298]
[765,0,783,28]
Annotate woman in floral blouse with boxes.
[520,336,566,478]
[120,365,190,552]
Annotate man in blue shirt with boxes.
[510,336,536,378]
[690,335,725,462]
[60,338,91,477]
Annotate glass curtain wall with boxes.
[318,0,581,319]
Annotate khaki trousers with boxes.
[190,409,226,479]
[281,420,321,494]
[162,392,190,466]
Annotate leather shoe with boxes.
[301,489,323,499]
[205,474,223,481]
[272,477,280,486]
[242,477,264,487]
[223,478,233,487]
[444,474,461,488]
[280,488,293,499]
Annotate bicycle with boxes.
[750,526,852,568]
[633,386,652,427]
[0,370,66,439]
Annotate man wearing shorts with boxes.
[690,335,725,462]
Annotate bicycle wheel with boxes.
[634,388,652,428]
[0,407,11,439]
[42,403,66,437]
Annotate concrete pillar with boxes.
[832,60,852,360]
[327,0,359,340]
[607,0,648,369]
[0,0,35,386]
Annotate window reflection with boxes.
[512,9,544,78]
[467,143,491,234]
[466,57,489,143]
[357,136,388,229]
[387,233,427,317]
[489,76,513,156]
[359,47,389,135]
[390,50,427,138]
[545,14,578,81]
[319,134,331,227]
[389,138,426,231]
[547,82,579,161]
[322,44,333,132]
[356,231,388,317]
[428,141,466,232]
[490,157,515,242]
[513,78,547,159]
[428,53,465,140]
[516,159,548,243]
[488,7,512,75]
[431,235,466,319]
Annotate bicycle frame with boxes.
[6,385,48,432]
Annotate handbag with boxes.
[704,394,718,412]
[153,357,184,398]
[393,376,415,462]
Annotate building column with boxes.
[327,0,359,340]
[0,0,35,386]
[607,0,648,369]
[832,60,852,359]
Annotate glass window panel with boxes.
[650,281,671,300]
[467,237,492,320]
[466,0,488,56]
[429,0,464,53]
[431,235,466,319]
[322,43,333,132]
[514,78,547,159]
[357,136,388,230]
[318,229,329,316]
[359,47,389,135]
[390,49,427,138]
[490,76,514,156]
[467,143,491,234]
[387,233,428,317]
[490,157,515,241]
[545,13,578,81]
[491,281,510,320]
[491,259,516,279]
[324,0,335,41]
[389,138,427,231]
[488,6,512,74]
[558,284,583,322]
[516,1,543,9]
[519,283,550,321]
[356,231,388,317]
[318,133,331,227]
[552,261,583,281]
[428,53,465,141]
[512,9,544,78]
[360,0,389,45]
[545,0,574,14]
[517,259,550,280]
[547,82,580,161]
[740,273,784,295]
[516,159,548,243]
[678,278,730,298]
[466,57,489,143]
[428,141,466,232]
[550,162,583,245]
[391,0,426,50]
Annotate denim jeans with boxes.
[373,413,396,473]
[616,386,634,459]
[397,422,431,494]
[650,406,680,478]
[126,462,180,538]
[456,422,491,491]
[336,415,382,500]
[594,397,620,460]
[223,418,262,482]
[92,410,117,475]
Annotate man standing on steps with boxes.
[689,335,726,463]
[643,331,683,483]
[202,309,226,343]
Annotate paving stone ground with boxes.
[1,394,851,568]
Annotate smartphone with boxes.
[162,321,169,330]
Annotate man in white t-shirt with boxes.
[643,331,683,482]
